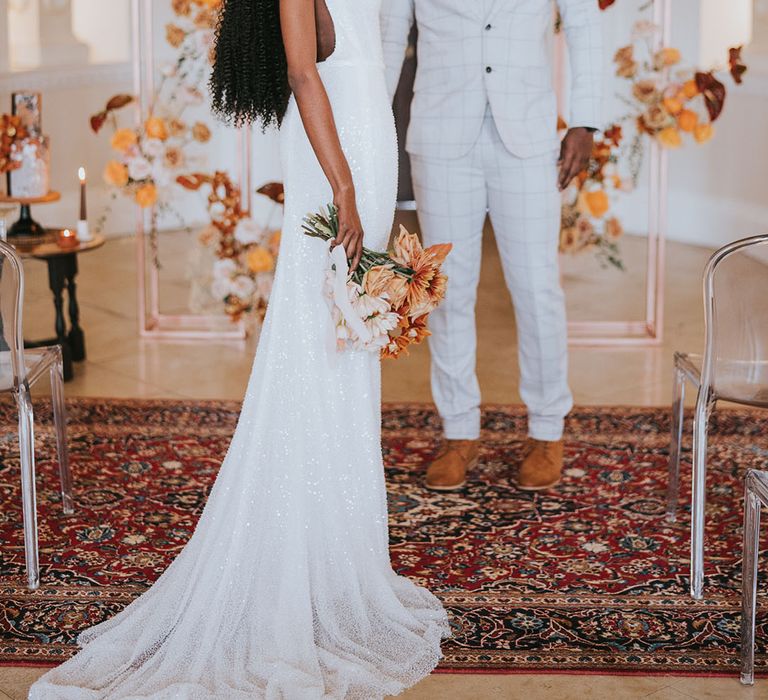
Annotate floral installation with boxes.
[178,172,281,322]
[558,5,748,269]
[0,114,27,176]
[90,0,223,268]
[303,206,451,359]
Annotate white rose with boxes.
[127,157,152,181]
[210,202,226,220]
[151,160,171,187]
[142,138,164,159]
[234,218,263,245]
[213,258,237,280]
[230,275,255,299]
[211,277,232,299]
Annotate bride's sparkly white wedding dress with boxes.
[30,2,449,698]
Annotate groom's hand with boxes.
[558,127,594,191]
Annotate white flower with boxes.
[632,20,659,39]
[255,274,273,300]
[151,160,171,187]
[213,258,237,280]
[142,138,164,159]
[161,62,178,78]
[211,277,231,299]
[234,218,263,245]
[127,156,152,181]
[230,275,255,299]
[210,202,226,220]
[352,291,390,320]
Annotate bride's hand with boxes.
[332,186,364,272]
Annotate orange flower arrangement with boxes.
[303,209,451,359]
[178,173,281,322]
[0,114,27,175]
[560,7,748,269]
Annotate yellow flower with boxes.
[694,123,714,144]
[658,127,682,148]
[145,116,169,141]
[192,122,211,143]
[633,80,660,105]
[135,183,158,208]
[604,217,624,242]
[584,190,610,219]
[677,109,698,133]
[246,247,275,273]
[165,23,186,48]
[682,79,699,99]
[103,160,129,187]
[110,128,137,153]
[653,47,682,70]
[663,97,683,115]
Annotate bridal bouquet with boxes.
[303,206,452,359]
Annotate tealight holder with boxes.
[56,228,79,250]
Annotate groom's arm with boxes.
[380,0,415,102]
[558,0,603,130]
[557,0,603,189]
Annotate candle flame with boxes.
[78,167,86,182]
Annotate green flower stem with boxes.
[303,204,415,283]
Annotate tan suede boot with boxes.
[515,439,564,491]
[425,440,479,491]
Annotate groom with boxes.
[382,1,603,491]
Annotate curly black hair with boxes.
[210,0,291,129]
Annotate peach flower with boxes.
[110,128,138,153]
[658,127,682,148]
[246,247,275,273]
[677,109,698,133]
[145,116,169,141]
[166,24,186,48]
[135,182,158,208]
[633,80,660,105]
[584,190,610,219]
[604,217,624,242]
[694,123,714,144]
[682,80,700,99]
[192,122,212,143]
[103,160,129,187]
[663,97,683,115]
[653,47,681,71]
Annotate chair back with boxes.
[0,240,27,391]
[701,235,768,405]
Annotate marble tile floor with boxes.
[4,222,764,699]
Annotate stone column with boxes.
[38,0,88,66]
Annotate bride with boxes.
[30,0,449,697]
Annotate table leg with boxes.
[64,257,85,361]
[46,257,74,381]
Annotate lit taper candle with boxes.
[77,167,92,242]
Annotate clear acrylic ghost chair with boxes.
[667,234,768,600]
[0,240,73,590]
[741,469,768,686]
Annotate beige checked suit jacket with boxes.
[381,0,603,159]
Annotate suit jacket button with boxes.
[486,66,492,73]
[485,24,492,30]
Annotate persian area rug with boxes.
[0,399,766,675]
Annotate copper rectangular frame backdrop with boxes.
[392,1,670,347]
[132,0,250,340]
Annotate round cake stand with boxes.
[0,191,61,239]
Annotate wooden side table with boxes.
[14,231,106,381]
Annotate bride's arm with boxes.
[280,0,364,271]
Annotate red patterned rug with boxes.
[0,399,766,675]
